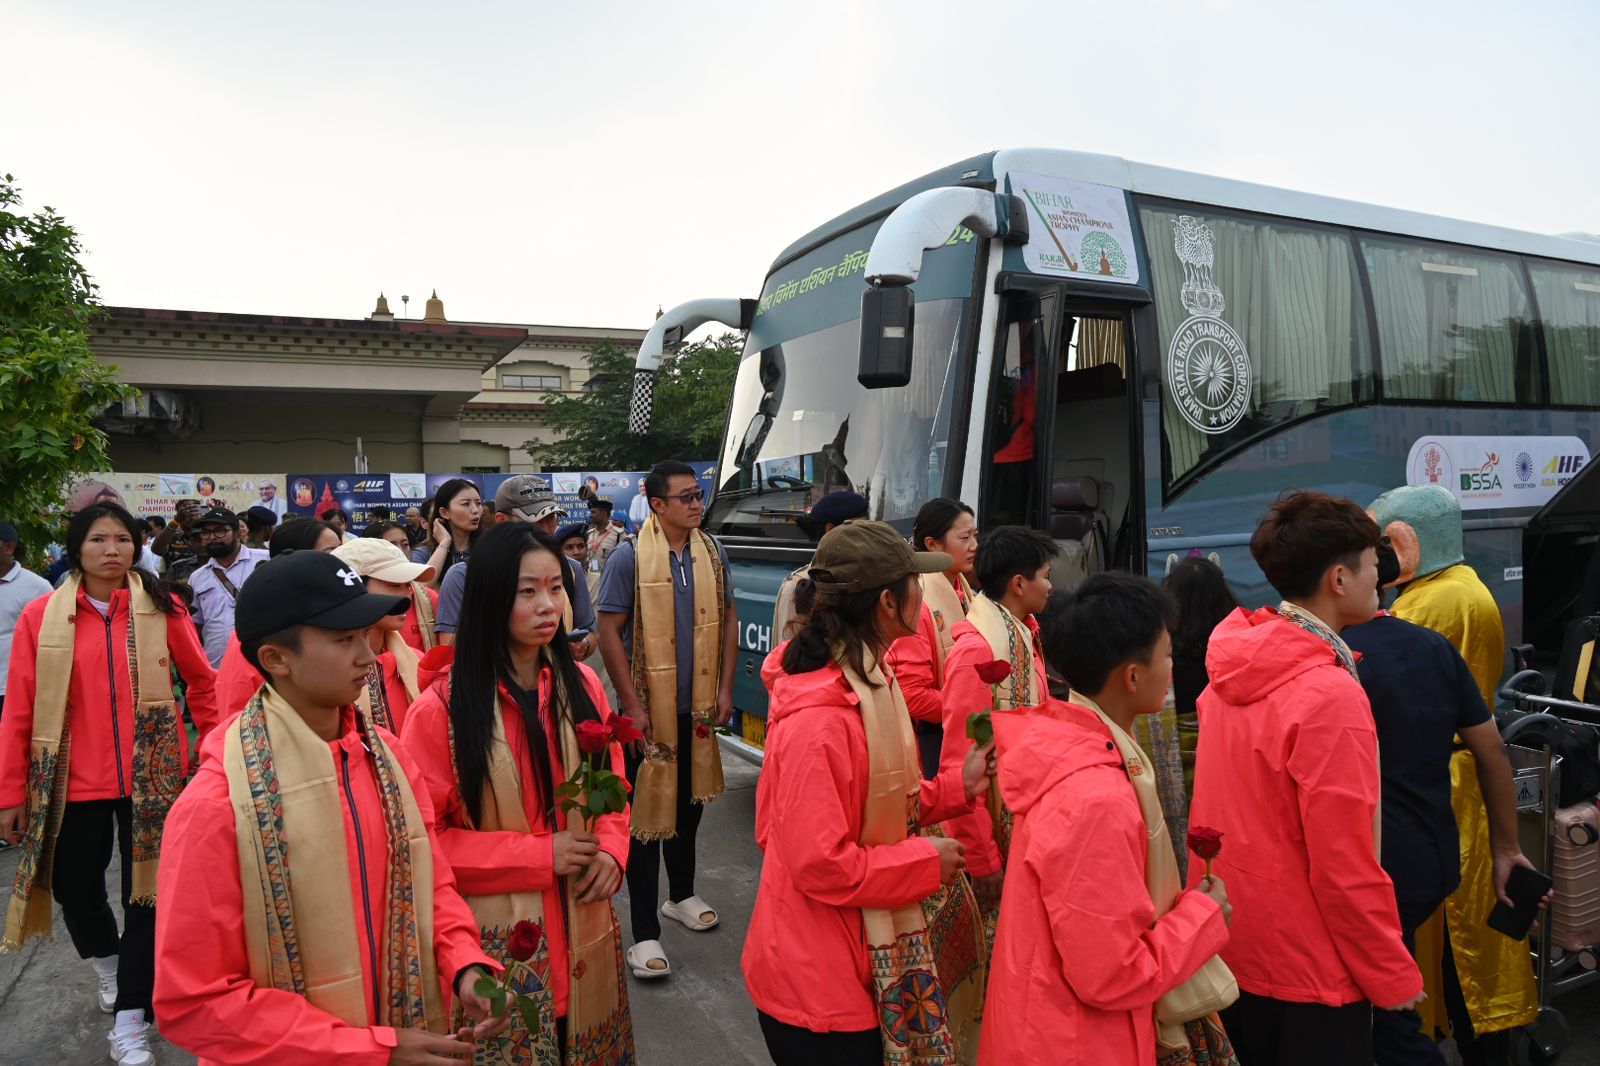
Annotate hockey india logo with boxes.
[1166,216,1251,435]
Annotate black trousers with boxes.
[52,798,155,1015]
[1220,990,1372,1066]
[758,1011,882,1066]
[1441,927,1513,1066]
[914,721,942,781]
[624,714,704,943]
[1375,895,1450,1065]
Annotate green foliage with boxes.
[0,175,133,561]
[526,332,741,469]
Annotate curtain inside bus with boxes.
[1140,207,1373,487]
[1529,260,1600,407]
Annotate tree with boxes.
[0,174,134,562]
[527,332,741,470]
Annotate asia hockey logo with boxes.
[1166,217,1251,435]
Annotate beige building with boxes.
[93,292,645,474]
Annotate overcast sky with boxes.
[5,1,1595,332]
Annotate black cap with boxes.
[193,507,238,529]
[245,505,279,527]
[587,496,613,511]
[235,550,408,643]
[0,522,17,543]
[795,491,870,541]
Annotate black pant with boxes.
[914,722,942,781]
[1441,927,1513,1066]
[624,714,704,943]
[52,798,155,1015]
[1375,895,1450,1065]
[758,1011,882,1066]
[1220,990,1372,1066]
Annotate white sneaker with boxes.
[91,955,118,1014]
[108,1011,154,1066]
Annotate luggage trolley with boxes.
[1497,672,1600,1064]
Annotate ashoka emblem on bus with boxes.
[1167,217,1251,435]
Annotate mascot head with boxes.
[1366,485,1464,587]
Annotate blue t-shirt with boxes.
[435,554,596,636]
[596,536,732,714]
[1344,614,1492,904]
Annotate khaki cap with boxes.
[333,538,436,586]
[809,519,951,592]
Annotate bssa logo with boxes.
[1460,452,1502,493]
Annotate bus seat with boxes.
[1058,361,1125,402]
[1050,476,1107,574]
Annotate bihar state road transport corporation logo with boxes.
[1166,216,1251,435]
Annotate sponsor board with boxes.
[1405,436,1590,511]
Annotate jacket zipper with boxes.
[103,610,128,797]
[340,747,382,1024]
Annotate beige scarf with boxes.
[629,515,724,842]
[846,653,968,1063]
[3,572,177,952]
[223,685,444,1032]
[963,595,1043,710]
[452,663,634,1064]
[357,631,421,733]
[1071,692,1238,1057]
[410,581,437,651]
[918,572,973,687]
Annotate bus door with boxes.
[982,285,1138,591]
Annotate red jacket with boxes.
[1188,607,1421,1008]
[401,663,630,1019]
[214,633,261,721]
[980,699,1228,1063]
[0,587,219,808]
[742,646,974,1033]
[886,603,946,725]
[400,587,439,653]
[936,617,1048,878]
[153,707,494,1066]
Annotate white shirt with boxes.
[189,546,269,667]
[628,492,651,526]
[0,561,52,695]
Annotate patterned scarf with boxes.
[961,594,1047,867]
[917,572,973,687]
[1273,602,1358,679]
[356,631,421,734]
[446,661,635,1065]
[409,581,437,651]
[629,515,725,841]
[3,572,178,952]
[222,686,443,1031]
[844,652,966,1064]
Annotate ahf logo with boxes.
[1166,217,1252,435]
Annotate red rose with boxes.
[695,723,711,739]
[610,715,644,746]
[1187,826,1224,862]
[507,919,543,962]
[974,660,1013,685]
[575,720,613,754]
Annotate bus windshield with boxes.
[707,219,980,536]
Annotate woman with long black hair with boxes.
[402,521,636,1064]
[421,477,482,589]
[0,503,218,1066]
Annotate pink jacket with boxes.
[153,708,494,1066]
[886,603,946,725]
[980,699,1228,1063]
[214,633,261,721]
[0,587,218,807]
[1188,607,1421,1008]
[401,664,630,1019]
[937,618,1048,877]
[742,646,974,1033]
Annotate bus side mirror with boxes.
[859,284,914,389]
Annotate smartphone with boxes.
[1486,864,1554,940]
[567,628,591,642]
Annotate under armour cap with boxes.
[495,475,566,522]
[332,537,435,586]
[809,519,951,593]
[193,507,239,529]
[235,550,408,643]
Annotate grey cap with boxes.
[494,475,566,522]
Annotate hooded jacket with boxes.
[979,699,1227,1063]
[1188,607,1421,1008]
[742,646,973,1033]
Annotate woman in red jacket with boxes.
[0,502,218,1066]
[402,521,636,1064]
[886,497,978,779]
[743,520,994,1066]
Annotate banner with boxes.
[1008,171,1141,286]
[68,473,288,517]
[538,463,716,529]
[284,473,477,528]
[1406,435,1590,511]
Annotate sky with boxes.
[5,1,1597,333]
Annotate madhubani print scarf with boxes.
[222,685,444,1032]
[3,571,179,952]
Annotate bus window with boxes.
[1529,260,1600,407]
[985,293,1053,527]
[1362,237,1534,405]
[1140,207,1374,488]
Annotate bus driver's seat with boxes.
[1048,475,1107,591]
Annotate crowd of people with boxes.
[0,468,1548,1066]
